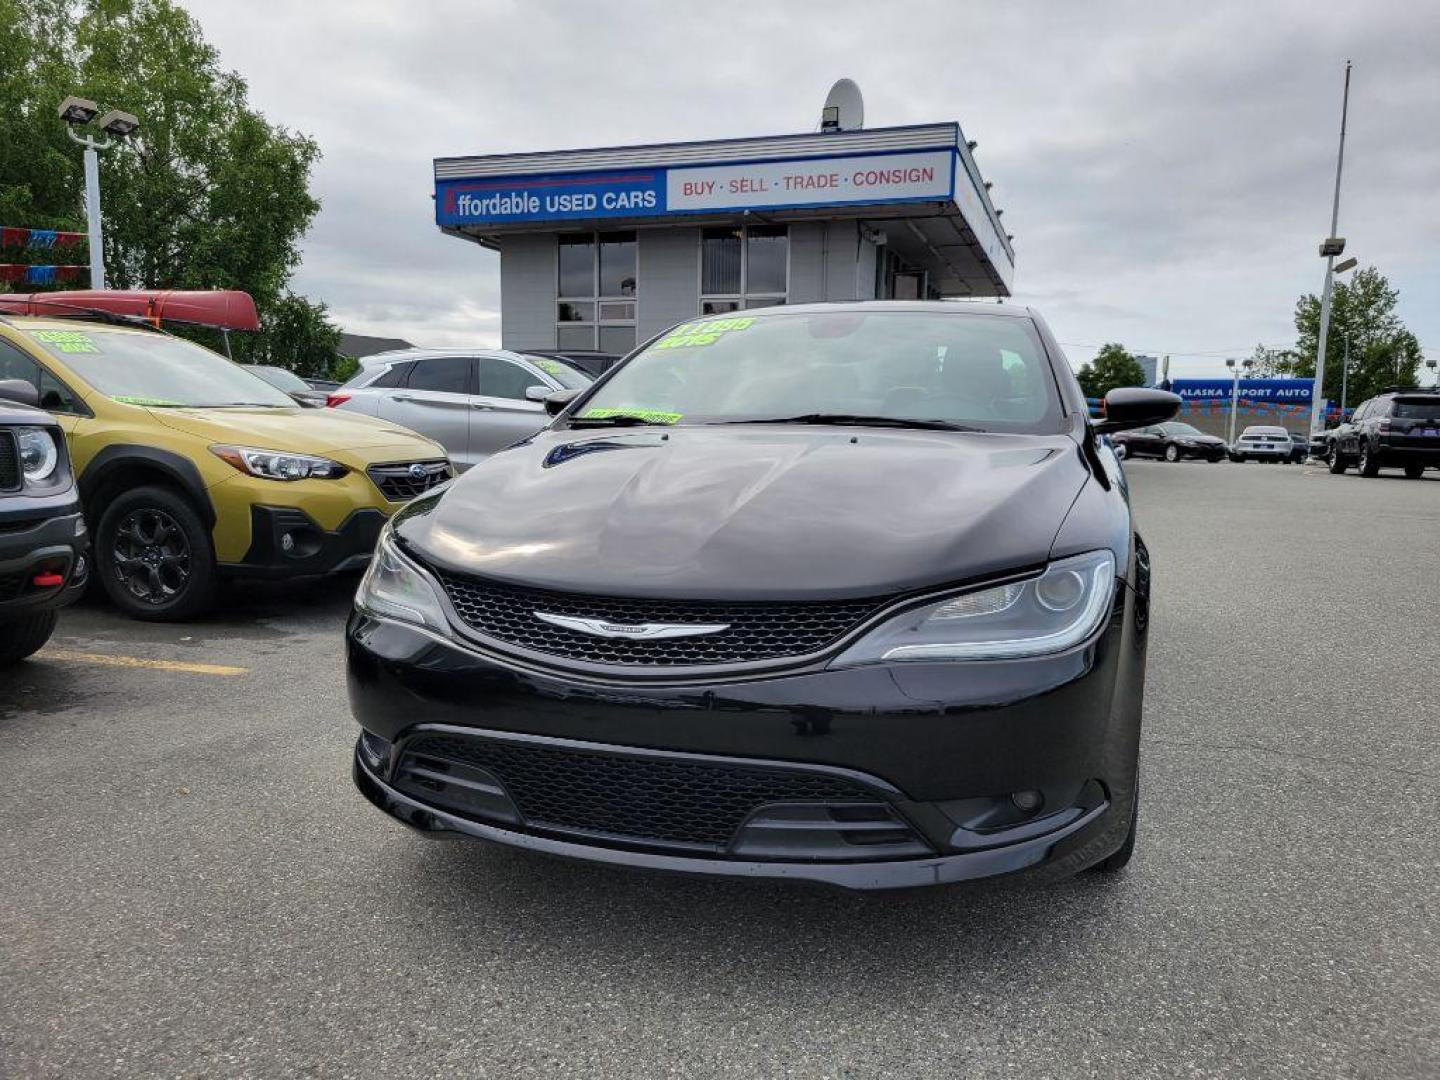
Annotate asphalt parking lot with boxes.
[3,460,1438,1079]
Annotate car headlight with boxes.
[16,427,59,482]
[830,550,1116,666]
[210,444,348,481]
[355,530,450,634]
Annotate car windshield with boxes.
[523,355,593,389]
[250,365,311,393]
[26,327,296,408]
[571,309,1062,431]
[1162,422,1203,436]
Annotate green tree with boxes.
[0,0,340,375]
[1266,267,1423,407]
[1075,343,1146,399]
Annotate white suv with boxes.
[329,350,591,471]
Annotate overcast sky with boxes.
[179,0,1439,378]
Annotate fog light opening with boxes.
[1011,789,1045,815]
[359,731,393,773]
[280,527,323,559]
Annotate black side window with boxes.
[406,357,472,394]
[479,357,542,401]
[0,339,85,414]
[369,361,414,389]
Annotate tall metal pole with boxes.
[1228,362,1241,444]
[81,142,105,289]
[1309,61,1352,436]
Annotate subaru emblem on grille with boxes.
[533,612,731,640]
[407,463,429,481]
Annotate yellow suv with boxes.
[0,316,451,620]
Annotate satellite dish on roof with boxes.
[821,79,864,132]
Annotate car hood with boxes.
[395,426,1089,600]
[150,406,444,463]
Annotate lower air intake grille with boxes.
[432,571,884,667]
[0,431,19,492]
[398,733,878,851]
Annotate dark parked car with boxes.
[0,379,88,667]
[1111,420,1226,462]
[522,350,623,380]
[348,302,1179,889]
[245,364,329,408]
[1328,390,1440,478]
[1287,431,1312,463]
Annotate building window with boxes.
[700,225,787,314]
[557,232,636,353]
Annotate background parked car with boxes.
[1229,425,1293,463]
[330,349,593,470]
[1287,431,1312,463]
[1328,389,1440,477]
[1111,420,1226,462]
[522,350,623,379]
[245,364,329,408]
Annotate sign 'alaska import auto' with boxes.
[435,149,956,227]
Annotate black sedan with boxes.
[1111,420,1226,462]
[347,302,1179,889]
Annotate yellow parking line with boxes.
[37,649,249,677]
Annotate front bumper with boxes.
[0,505,89,617]
[220,505,386,578]
[346,584,1147,889]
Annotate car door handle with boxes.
[392,394,415,402]
[470,402,493,410]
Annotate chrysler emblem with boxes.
[533,611,730,640]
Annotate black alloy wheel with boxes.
[96,485,217,621]
[1358,443,1380,477]
[1405,463,1425,479]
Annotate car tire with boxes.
[1328,444,1347,473]
[1092,780,1139,874]
[1163,444,1180,462]
[96,485,218,622]
[1405,463,1425,479]
[1358,443,1380,477]
[0,610,59,668]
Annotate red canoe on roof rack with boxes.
[0,289,260,331]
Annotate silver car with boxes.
[1229,424,1293,463]
[330,349,591,470]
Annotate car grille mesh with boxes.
[431,570,885,667]
[401,733,876,850]
[0,431,19,492]
[367,459,451,502]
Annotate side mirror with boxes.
[544,388,581,416]
[524,385,551,402]
[1093,388,1181,434]
[0,379,40,408]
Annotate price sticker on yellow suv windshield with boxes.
[30,329,100,354]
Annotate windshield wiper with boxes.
[567,413,668,427]
[717,413,978,432]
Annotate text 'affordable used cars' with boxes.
[348,302,1180,889]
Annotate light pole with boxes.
[56,96,139,291]
[1309,61,1353,439]
[1427,358,1437,389]
[1340,330,1350,416]
[1226,357,1255,445]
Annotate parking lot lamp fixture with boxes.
[1226,358,1254,444]
[56,96,140,290]
[1426,358,1437,389]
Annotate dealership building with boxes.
[433,121,1014,353]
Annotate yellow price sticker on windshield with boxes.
[30,329,100,354]
[655,316,754,349]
